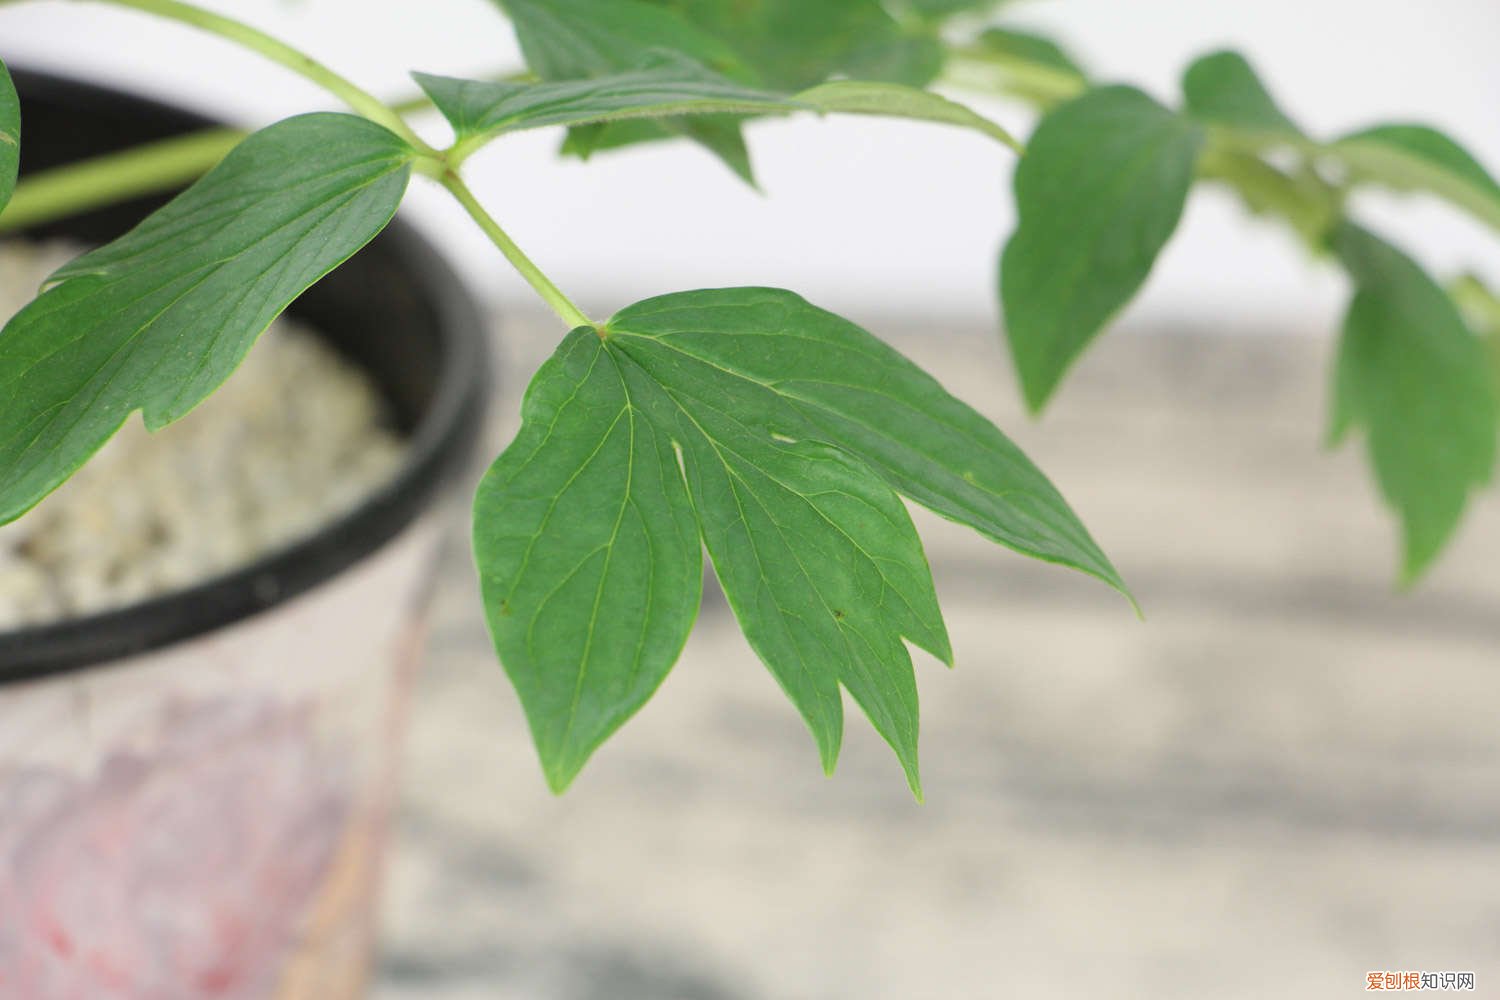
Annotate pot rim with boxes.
[0,70,490,683]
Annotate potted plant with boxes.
[0,0,1496,995]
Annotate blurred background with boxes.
[3,2,1499,998]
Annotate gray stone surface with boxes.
[375,313,1500,1000]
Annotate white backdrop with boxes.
[2,0,1497,333]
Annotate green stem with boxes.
[440,171,592,330]
[0,128,242,232]
[74,0,434,154]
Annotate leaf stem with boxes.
[0,127,242,232]
[73,0,435,155]
[439,170,592,330]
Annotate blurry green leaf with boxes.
[415,55,804,144]
[976,27,1085,78]
[0,59,18,215]
[902,0,1013,19]
[494,0,757,180]
[1001,86,1203,412]
[478,287,1128,793]
[797,80,1020,150]
[473,329,703,793]
[963,27,1087,107]
[497,0,745,80]
[1330,223,1497,582]
[649,0,942,90]
[1182,50,1301,138]
[0,114,412,524]
[1334,124,1500,232]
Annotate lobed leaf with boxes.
[1333,124,1500,233]
[474,330,703,793]
[1000,86,1204,412]
[0,59,17,215]
[797,80,1020,151]
[0,113,413,524]
[415,55,806,145]
[1182,50,1302,138]
[1329,223,1497,582]
[476,287,1127,793]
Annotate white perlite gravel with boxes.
[0,242,407,632]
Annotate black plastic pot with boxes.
[0,69,489,676]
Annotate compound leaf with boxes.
[1001,86,1203,412]
[1333,124,1500,233]
[797,80,1020,150]
[478,287,1127,794]
[0,59,17,215]
[1182,50,1302,138]
[474,329,703,793]
[415,54,805,144]
[0,113,413,524]
[1329,223,1497,582]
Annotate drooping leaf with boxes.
[415,55,805,146]
[1000,86,1204,412]
[476,287,1127,793]
[613,341,948,797]
[0,59,18,215]
[0,113,413,524]
[797,80,1020,150]
[1182,50,1302,138]
[494,0,758,181]
[1329,223,1497,582]
[1333,124,1500,233]
[474,330,703,793]
[646,0,943,91]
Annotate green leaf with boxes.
[966,28,1087,107]
[796,80,1020,151]
[415,55,805,146]
[1333,124,1500,233]
[497,0,745,81]
[1182,50,1302,138]
[473,330,703,794]
[1329,223,1497,582]
[0,113,413,525]
[647,0,942,91]
[975,27,1085,78]
[494,0,757,181]
[1000,86,1204,412]
[902,0,1013,20]
[477,287,1127,793]
[0,59,18,216]
[609,289,1128,600]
